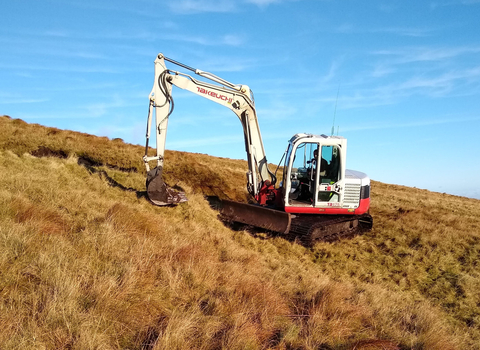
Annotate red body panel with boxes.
[285,197,370,215]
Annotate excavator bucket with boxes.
[146,166,187,206]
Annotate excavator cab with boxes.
[283,134,347,213]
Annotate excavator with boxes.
[143,53,372,244]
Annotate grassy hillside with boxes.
[1,115,480,349]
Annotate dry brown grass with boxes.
[1,115,480,349]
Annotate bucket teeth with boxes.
[146,166,187,206]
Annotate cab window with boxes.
[319,145,340,183]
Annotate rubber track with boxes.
[288,213,373,246]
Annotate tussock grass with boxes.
[1,115,480,349]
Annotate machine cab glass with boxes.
[285,139,342,207]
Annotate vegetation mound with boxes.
[1,115,479,349]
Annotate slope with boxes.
[1,115,479,349]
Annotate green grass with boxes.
[1,115,479,349]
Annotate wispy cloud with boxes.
[333,23,437,37]
[0,97,49,104]
[80,95,127,118]
[316,67,480,109]
[377,27,436,37]
[378,3,399,13]
[245,0,281,7]
[221,34,245,46]
[167,134,243,148]
[162,33,245,47]
[0,62,118,74]
[370,64,395,78]
[167,54,255,73]
[167,0,288,13]
[311,59,342,85]
[430,0,480,9]
[256,104,298,121]
[373,46,480,64]
[168,0,237,14]
[320,89,398,110]
[339,45,480,104]
[43,29,70,38]
[341,115,480,133]
[0,92,48,105]
[247,43,480,110]
[398,67,480,96]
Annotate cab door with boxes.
[314,145,344,207]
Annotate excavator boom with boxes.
[144,54,275,205]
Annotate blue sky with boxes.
[1,0,480,199]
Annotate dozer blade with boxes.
[146,166,187,206]
[220,199,291,234]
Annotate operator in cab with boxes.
[313,148,329,177]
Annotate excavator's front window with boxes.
[287,142,317,204]
[286,141,342,206]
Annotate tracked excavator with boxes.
[143,53,372,244]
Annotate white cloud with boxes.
[351,45,480,101]
[160,32,246,48]
[245,0,281,6]
[332,23,436,37]
[256,104,298,121]
[370,64,395,78]
[188,55,255,72]
[167,134,243,148]
[378,3,398,12]
[378,27,436,37]
[167,0,289,13]
[340,115,480,132]
[0,63,118,74]
[82,95,126,118]
[431,0,480,8]
[401,66,480,96]
[168,0,237,14]
[334,23,355,34]
[221,34,245,47]
[0,98,49,104]
[43,29,70,38]
[373,46,480,64]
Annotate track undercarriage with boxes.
[220,199,373,246]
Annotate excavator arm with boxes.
[144,53,275,205]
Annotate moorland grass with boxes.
[1,115,479,349]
